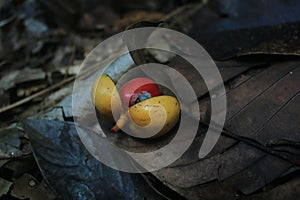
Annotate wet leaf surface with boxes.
[22,119,165,200]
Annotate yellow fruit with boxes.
[128,95,180,138]
[92,74,122,122]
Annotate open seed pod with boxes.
[92,75,180,138]
[127,95,180,138]
[92,74,123,122]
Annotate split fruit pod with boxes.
[127,95,180,138]
[92,74,123,122]
[92,75,180,138]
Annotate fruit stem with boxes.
[111,112,129,132]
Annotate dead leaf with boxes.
[0,177,12,197]
[11,173,55,200]
[22,119,165,199]
[0,126,31,159]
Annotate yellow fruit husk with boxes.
[92,74,122,122]
[128,95,180,138]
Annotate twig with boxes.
[0,76,75,114]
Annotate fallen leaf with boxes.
[22,119,165,199]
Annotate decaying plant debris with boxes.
[1,0,300,199]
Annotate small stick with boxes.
[0,76,75,114]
